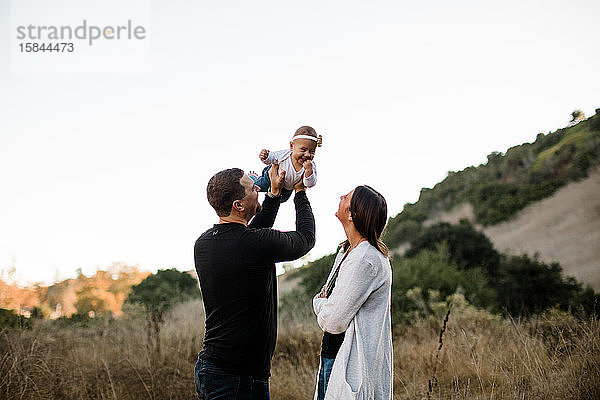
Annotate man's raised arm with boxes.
[252,180,315,263]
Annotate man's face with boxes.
[239,174,261,219]
[289,138,317,166]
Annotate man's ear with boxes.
[289,141,294,151]
[233,200,244,213]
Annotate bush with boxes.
[391,246,496,325]
[294,253,337,298]
[573,286,600,317]
[383,219,422,247]
[493,254,581,317]
[0,308,22,330]
[467,182,525,225]
[291,230,598,327]
[589,110,600,131]
[406,221,500,277]
[51,312,99,329]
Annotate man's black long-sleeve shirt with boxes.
[194,191,315,378]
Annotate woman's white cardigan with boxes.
[313,241,393,400]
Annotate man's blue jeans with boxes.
[317,356,336,400]
[195,353,270,400]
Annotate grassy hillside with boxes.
[383,109,600,247]
[421,169,600,290]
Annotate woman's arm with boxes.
[313,254,384,334]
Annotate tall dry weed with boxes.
[0,297,598,400]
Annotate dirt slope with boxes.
[426,168,600,290]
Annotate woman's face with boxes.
[335,188,354,222]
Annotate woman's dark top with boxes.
[321,331,345,358]
[320,248,350,359]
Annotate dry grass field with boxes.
[1,298,598,400]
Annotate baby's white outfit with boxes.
[264,149,317,190]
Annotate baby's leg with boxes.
[250,165,272,192]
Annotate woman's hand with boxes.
[268,160,285,196]
[318,285,327,298]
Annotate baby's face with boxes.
[290,138,317,165]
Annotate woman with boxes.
[313,185,393,399]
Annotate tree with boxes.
[590,109,600,131]
[127,269,200,353]
[570,109,585,125]
[406,221,501,278]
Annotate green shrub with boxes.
[391,246,496,325]
[493,254,581,317]
[406,221,500,277]
[0,308,21,330]
[51,312,99,329]
[574,286,600,317]
[589,110,600,131]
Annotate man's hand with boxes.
[303,160,314,178]
[259,149,270,163]
[268,161,285,196]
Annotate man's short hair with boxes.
[207,168,246,217]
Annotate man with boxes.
[194,162,315,399]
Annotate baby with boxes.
[250,126,322,202]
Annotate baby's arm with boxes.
[303,160,317,188]
[264,149,289,165]
[259,149,270,164]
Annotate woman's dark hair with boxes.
[207,168,245,217]
[342,185,389,257]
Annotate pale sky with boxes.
[1,0,599,285]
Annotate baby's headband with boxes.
[293,134,323,147]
